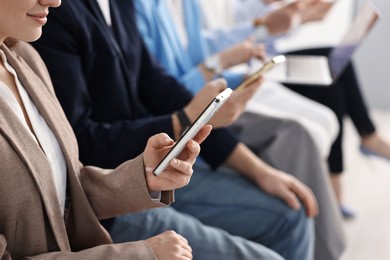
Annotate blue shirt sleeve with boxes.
[201,22,254,55]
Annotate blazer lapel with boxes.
[85,0,119,52]
[0,98,70,251]
[1,45,74,251]
[6,47,79,168]
[86,0,108,27]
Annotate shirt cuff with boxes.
[253,25,269,42]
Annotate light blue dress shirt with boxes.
[134,0,243,94]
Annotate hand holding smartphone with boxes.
[153,88,233,176]
[235,55,286,91]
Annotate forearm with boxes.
[25,241,156,259]
[225,142,277,182]
[201,24,253,55]
[80,155,173,219]
[1,235,155,260]
[198,63,217,83]
[74,115,174,168]
[225,143,319,217]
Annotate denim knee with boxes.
[271,207,314,260]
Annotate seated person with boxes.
[201,0,390,218]
[138,0,339,162]
[200,0,339,160]
[0,0,211,258]
[134,1,344,259]
[32,0,332,259]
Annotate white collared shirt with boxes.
[96,0,112,26]
[0,50,67,215]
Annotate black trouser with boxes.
[283,48,375,173]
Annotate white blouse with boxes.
[0,50,67,215]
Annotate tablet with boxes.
[235,55,286,91]
[153,88,233,176]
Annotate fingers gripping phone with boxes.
[153,88,233,176]
[235,55,286,91]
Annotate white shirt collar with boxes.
[96,0,112,26]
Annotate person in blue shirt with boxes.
[135,0,340,162]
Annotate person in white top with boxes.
[200,0,390,220]
[0,0,210,258]
[200,0,338,161]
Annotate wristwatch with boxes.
[176,110,191,132]
[204,54,222,76]
[253,18,269,42]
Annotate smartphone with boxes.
[153,88,233,176]
[235,55,286,91]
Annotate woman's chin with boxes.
[20,30,43,43]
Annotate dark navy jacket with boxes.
[32,0,238,169]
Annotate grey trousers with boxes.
[232,112,346,260]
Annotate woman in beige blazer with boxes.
[0,0,211,259]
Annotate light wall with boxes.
[354,0,390,109]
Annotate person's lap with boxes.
[110,113,314,260]
[174,163,314,259]
[110,161,313,260]
[246,81,339,159]
[111,205,284,260]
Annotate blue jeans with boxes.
[110,163,314,260]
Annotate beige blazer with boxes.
[0,42,173,259]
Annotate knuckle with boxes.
[166,230,177,236]
[172,235,182,244]
[187,165,193,175]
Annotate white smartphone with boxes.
[153,88,233,176]
[235,55,286,91]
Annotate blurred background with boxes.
[276,1,390,259]
[276,0,389,109]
